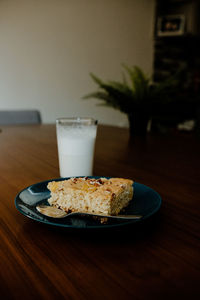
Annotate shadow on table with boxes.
[64,212,163,244]
[20,210,163,247]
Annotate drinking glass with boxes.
[56,117,98,177]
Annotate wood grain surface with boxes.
[0,124,199,299]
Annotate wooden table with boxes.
[0,124,199,299]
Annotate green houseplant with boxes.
[83,65,180,137]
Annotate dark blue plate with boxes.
[15,177,162,229]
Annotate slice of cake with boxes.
[47,177,134,216]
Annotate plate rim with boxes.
[15,176,162,229]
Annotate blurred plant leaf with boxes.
[83,64,197,122]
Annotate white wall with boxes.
[0,0,155,126]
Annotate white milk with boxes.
[56,125,97,177]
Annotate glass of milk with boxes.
[56,117,98,177]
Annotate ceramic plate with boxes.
[15,177,162,229]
